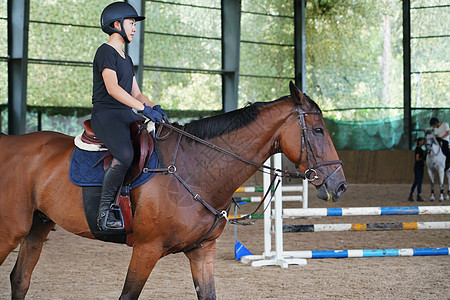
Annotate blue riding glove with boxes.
[153,105,168,120]
[138,104,163,123]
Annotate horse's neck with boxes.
[194,102,290,204]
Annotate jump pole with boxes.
[283,221,450,232]
[281,206,450,218]
[282,247,450,259]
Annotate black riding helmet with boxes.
[430,117,439,126]
[101,2,145,43]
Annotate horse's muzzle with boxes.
[316,181,347,202]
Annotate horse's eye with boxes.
[313,127,324,135]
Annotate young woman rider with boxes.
[92,2,167,230]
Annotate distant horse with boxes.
[424,130,450,201]
[0,82,346,299]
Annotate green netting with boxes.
[325,108,450,150]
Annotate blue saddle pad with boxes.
[69,147,158,189]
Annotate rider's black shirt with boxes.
[92,43,135,113]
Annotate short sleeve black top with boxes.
[414,146,425,168]
[92,43,135,113]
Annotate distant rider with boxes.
[430,117,449,171]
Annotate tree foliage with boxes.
[1,0,448,120]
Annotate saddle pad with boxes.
[69,147,158,189]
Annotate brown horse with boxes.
[0,82,346,299]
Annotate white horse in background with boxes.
[424,130,450,201]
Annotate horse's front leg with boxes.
[119,243,162,300]
[446,170,450,201]
[428,169,435,201]
[438,169,445,202]
[185,240,217,300]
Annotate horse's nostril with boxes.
[338,182,347,194]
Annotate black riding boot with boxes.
[97,158,128,231]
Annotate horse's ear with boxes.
[289,81,305,106]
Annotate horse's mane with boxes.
[182,96,290,140]
[181,94,321,141]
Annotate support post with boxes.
[294,0,306,92]
[126,0,145,87]
[7,0,30,135]
[222,0,241,112]
[263,158,272,257]
[403,0,411,149]
[248,154,307,268]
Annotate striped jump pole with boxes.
[235,185,304,193]
[283,221,450,233]
[235,195,303,203]
[282,247,450,259]
[281,206,450,218]
[229,213,262,220]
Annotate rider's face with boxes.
[123,18,136,42]
[114,18,136,42]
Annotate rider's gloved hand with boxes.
[152,105,168,120]
[138,104,163,123]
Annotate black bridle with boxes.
[292,107,343,187]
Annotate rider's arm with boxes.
[102,68,147,110]
[131,76,155,108]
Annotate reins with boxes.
[154,121,309,179]
[229,173,282,226]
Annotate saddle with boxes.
[81,119,154,185]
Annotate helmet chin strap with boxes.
[111,19,130,43]
[118,19,131,43]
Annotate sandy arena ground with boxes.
[1,183,449,299]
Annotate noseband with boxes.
[293,106,343,186]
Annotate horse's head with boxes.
[278,82,347,202]
[424,130,436,153]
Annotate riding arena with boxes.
[1,1,450,299]
[1,159,449,299]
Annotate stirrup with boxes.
[98,206,125,231]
